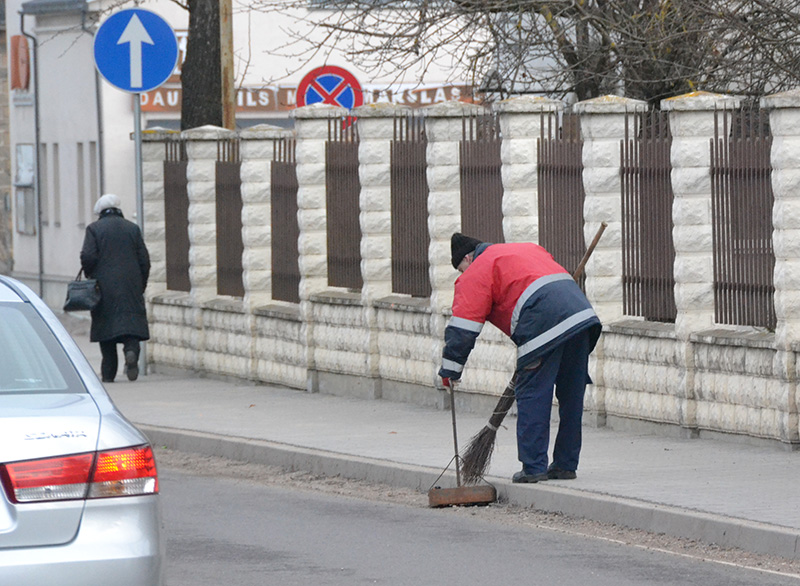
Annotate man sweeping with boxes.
[439,233,602,483]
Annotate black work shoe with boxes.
[102,378,114,383]
[512,470,549,483]
[125,350,139,381]
[547,466,577,480]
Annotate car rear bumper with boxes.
[0,495,163,586]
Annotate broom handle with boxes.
[487,377,517,430]
[484,221,608,428]
[447,380,462,487]
[572,222,607,281]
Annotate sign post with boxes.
[94,8,179,376]
[220,0,235,130]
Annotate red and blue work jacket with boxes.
[438,242,602,380]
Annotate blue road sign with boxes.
[94,8,179,93]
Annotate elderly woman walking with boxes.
[80,194,150,382]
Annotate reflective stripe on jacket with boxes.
[438,242,601,379]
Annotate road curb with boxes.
[141,424,800,560]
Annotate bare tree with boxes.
[180,0,222,129]
[251,0,800,106]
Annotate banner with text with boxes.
[140,84,478,113]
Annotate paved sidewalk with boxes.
[65,316,800,559]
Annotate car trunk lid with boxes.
[0,392,100,548]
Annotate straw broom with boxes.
[460,222,607,485]
[459,376,517,484]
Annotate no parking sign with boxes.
[296,65,364,109]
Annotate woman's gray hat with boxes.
[451,232,482,269]
[93,193,122,215]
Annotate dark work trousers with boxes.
[99,337,140,382]
[514,329,593,475]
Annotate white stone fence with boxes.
[140,89,800,448]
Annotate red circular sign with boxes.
[296,65,363,110]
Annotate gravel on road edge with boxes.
[156,447,800,580]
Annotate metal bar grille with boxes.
[391,114,431,297]
[711,106,776,329]
[164,139,190,292]
[271,138,300,303]
[215,138,244,297]
[325,117,363,290]
[620,110,677,322]
[537,112,586,288]
[460,112,504,243]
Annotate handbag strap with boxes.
[75,269,84,281]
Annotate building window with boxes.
[52,143,61,227]
[14,144,35,235]
[39,144,48,226]
[89,141,98,218]
[15,188,35,235]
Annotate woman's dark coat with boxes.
[80,208,150,343]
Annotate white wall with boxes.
[7,7,105,303]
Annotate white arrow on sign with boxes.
[117,14,154,89]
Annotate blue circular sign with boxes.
[94,8,179,93]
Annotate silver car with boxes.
[0,276,163,585]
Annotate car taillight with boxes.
[3,453,93,503]
[2,445,158,503]
[90,445,158,498]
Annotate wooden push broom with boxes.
[459,222,608,485]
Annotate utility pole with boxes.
[220,0,235,130]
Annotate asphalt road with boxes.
[159,459,800,586]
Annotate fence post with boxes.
[352,102,408,397]
[141,128,176,297]
[239,125,288,310]
[573,95,646,425]
[354,102,407,300]
[663,93,739,340]
[180,126,235,372]
[238,124,289,381]
[494,96,563,243]
[762,89,800,444]
[183,126,235,303]
[424,101,489,392]
[663,91,740,434]
[140,129,173,376]
[293,104,348,392]
[574,95,645,323]
[424,101,484,314]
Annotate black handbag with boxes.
[63,270,101,312]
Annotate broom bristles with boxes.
[460,378,517,485]
[461,426,497,484]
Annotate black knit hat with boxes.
[451,233,482,269]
